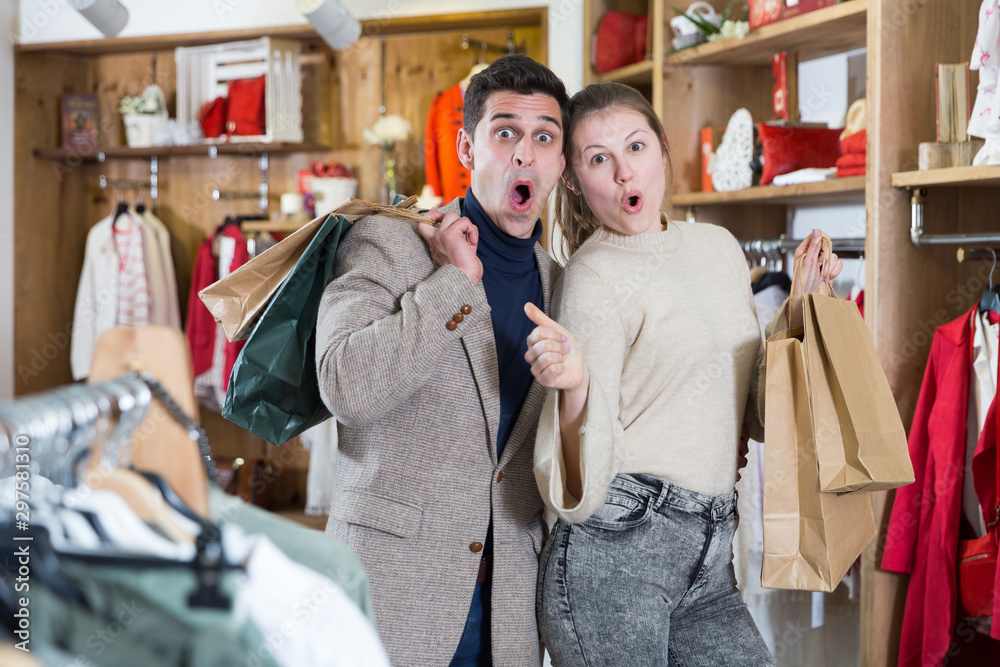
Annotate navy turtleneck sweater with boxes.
[461,190,543,460]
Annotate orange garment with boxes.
[425,83,471,201]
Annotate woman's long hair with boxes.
[556,82,673,257]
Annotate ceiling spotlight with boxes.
[68,0,129,37]
[298,0,361,51]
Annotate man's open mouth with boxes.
[510,181,534,212]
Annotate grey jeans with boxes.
[537,473,775,667]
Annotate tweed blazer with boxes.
[316,198,560,666]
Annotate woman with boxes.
[524,82,842,666]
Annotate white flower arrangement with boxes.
[118,84,167,117]
[363,114,412,148]
[708,20,750,42]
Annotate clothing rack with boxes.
[0,375,151,485]
[957,247,1000,263]
[738,235,867,256]
[909,189,1000,246]
[211,152,269,211]
[98,154,159,208]
[461,31,518,56]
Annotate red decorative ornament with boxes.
[748,0,783,30]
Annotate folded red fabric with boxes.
[757,123,843,186]
[836,166,866,177]
[835,153,867,169]
[840,129,867,156]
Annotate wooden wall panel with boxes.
[865,2,991,666]
[13,53,91,396]
[662,63,773,195]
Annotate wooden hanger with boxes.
[88,326,210,518]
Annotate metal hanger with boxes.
[980,248,999,315]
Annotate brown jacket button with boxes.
[453,313,464,323]
[461,304,472,315]
[496,471,503,482]
[470,542,483,553]
[446,320,458,331]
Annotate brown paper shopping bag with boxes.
[199,196,427,342]
[762,326,878,592]
[803,292,914,494]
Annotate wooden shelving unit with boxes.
[34,143,330,162]
[665,0,868,66]
[593,59,655,85]
[670,176,865,206]
[583,0,665,115]
[890,165,1000,188]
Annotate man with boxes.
[316,55,568,666]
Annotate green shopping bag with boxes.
[222,213,351,445]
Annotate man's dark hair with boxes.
[463,54,570,144]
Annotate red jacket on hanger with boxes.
[881,307,999,665]
[424,83,471,201]
[185,224,248,391]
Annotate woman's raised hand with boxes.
[787,229,845,329]
[524,303,589,392]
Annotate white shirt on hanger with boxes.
[965,310,999,537]
[226,530,391,667]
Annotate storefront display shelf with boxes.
[665,0,868,67]
[890,165,1000,189]
[34,143,330,162]
[594,59,655,86]
[669,175,866,206]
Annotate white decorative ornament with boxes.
[711,108,755,192]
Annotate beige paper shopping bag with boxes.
[199,196,427,342]
[762,327,878,592]
[803,293,914,494]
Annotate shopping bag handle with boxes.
[784,235,837,326]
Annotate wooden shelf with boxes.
[34,142,330,162]
[669,176,866,206]
[665,0,867,67]
[890,165,1000,189]
[594,60,654,86]
[14,9,548,55]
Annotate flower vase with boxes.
[379,146,398,205]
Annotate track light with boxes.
[297,0,361,50]
[68,0,129,37]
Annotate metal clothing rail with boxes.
[738,235,867,254]
[0,376,151,485]
[211,153,269,211]
[461,31,517,56]
[98,155,159,209]
[909,190,1000,247]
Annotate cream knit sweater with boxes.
[534,219,787,523]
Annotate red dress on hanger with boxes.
[424,83,471,202]
[186,223,249,393]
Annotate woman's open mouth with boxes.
[622,191,643,214]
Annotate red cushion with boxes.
[836,166,866,177]
[835,153,866,169]
[595,12,646,73]
[758,123,843,186]
[226,75,266,137]
[199,96,227,139]
[633,15,649,63]
[841,129,867,156]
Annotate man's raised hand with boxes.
[418,209,484,284]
